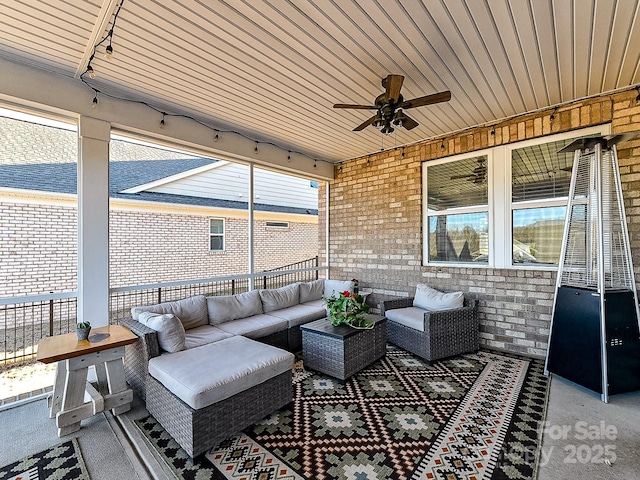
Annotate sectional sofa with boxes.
[121,278,354,457]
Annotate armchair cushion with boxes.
[384,307,426,332]
[413,284,464,311]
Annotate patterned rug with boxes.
[0,439,90,480]
[135,347,549,480]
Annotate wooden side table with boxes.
[36,325,137,437]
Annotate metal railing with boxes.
[0,292,78,366]
[1,257,325,365]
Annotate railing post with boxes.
[49,292,54,336]
[263,275,267,289]
[231,279,236,295]
[315,255,319,279]
[158,287,162,304]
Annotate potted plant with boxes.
[76,321,91,341]
[324,290,372,329]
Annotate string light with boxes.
[635,86,640,103]
[440,140,445,150]
[401,147,405,158]
[490,127,495,135]
[550,108,557,121]
[77,0,327,171]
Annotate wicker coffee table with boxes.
[300,314,386,380]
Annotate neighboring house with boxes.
[0,117,319,297]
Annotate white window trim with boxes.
[423,124,611,269]
[209,218,225,252]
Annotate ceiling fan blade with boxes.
[353,114,378,131]
[400,90,451,109]
[333,103,377,109]
[402,112,419,130]
[384,74,404,103]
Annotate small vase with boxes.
[77,328,91,341]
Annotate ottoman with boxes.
[146,335,294,458]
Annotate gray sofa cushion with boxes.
[131,295,208,330]
[324,279,354,299]
[266,304,327,328]
[137,311,186,353]
[216,313,288,339]
[148,335,294,410]
[259,283,300,313]
[206,290,263,325]
[183,324,234,349]
[413,284,464,311]
[299,279,324,303]
[385,307,426,332]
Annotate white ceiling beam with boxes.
[0,57,333,180]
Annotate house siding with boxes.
[320,91,640,359]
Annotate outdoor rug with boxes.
[0,439,90,480]
[135,347,549,480]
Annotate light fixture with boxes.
[440,140,445,150]
[313,160,317,168]
[287,151,291,161]
[550,108,556,121]
[214,130,219,142]
[490,127,495,135]
[92,95,98,109]
[254,142,259,153]
[635,86,640,103]
[87,63,95,79]
[159,112,166,128]
[105,44,113,59]
[392,110,407,127]
[371,112,384,128]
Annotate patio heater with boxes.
[544,134,640,403]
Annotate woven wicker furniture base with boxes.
[301,315,386,380]
[146,370,292,459]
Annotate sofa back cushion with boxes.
[259,283,300,313]
[131,295,208,330]
[413,283,464,311]
[324,279,355,299]
[138,311,186,353]
[299,279,324,303]
[206,290,263,325]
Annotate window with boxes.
[266,221,289,229]
[209,219,224,251]
[424,155,489,263]
[422,125,610,268]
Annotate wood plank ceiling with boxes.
[0,0,639,163]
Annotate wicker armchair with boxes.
[379,296,479,362]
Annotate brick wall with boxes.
[0,199,318,295]
[321,90,640,358]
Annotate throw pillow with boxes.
[323,279,354,299]
[299,279,324,303]
[413,283,464,311]
[138,311,186,353]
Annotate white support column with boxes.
[248,163,255,290]
[77,116,110,327]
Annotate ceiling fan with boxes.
[333,74,451,134]
[450,158,487,184]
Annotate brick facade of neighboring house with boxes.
[321,90,640,358]
[0,117,319,298]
